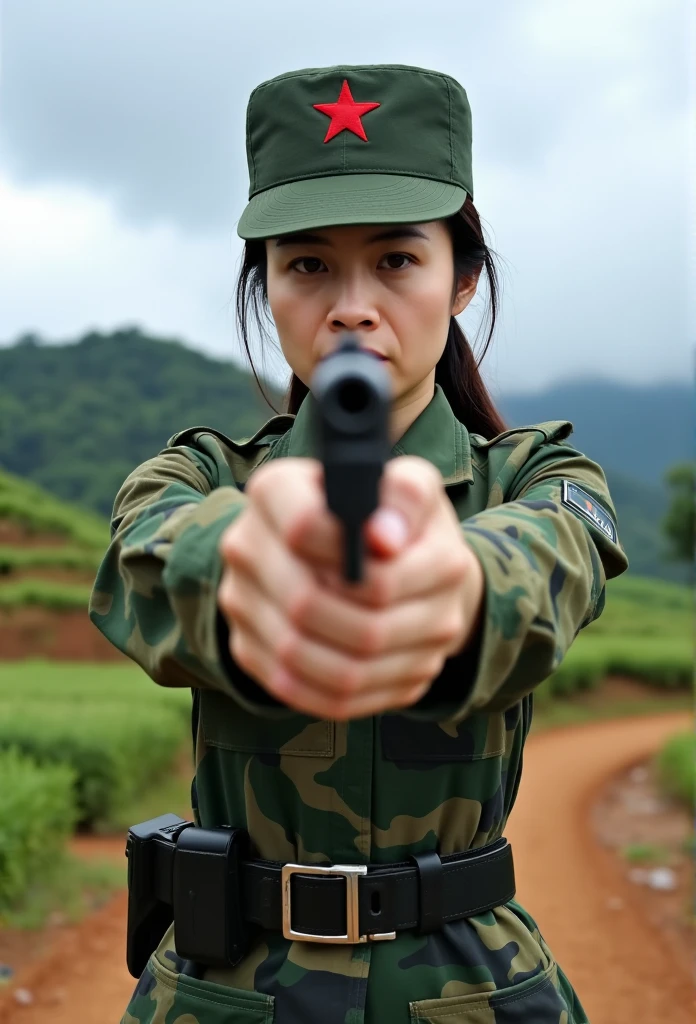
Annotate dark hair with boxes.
[235,195,508,438]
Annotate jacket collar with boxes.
[286,383,473,487]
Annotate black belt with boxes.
[125,814,516,978]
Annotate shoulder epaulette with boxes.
[167,413,295,452]
[471,420,574,449]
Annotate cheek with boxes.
[391,272,453,361]
[266,273,318,376]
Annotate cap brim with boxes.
[237,174,468,240]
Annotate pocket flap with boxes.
[201,689,334,756]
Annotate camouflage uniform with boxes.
[89,383,628,1023]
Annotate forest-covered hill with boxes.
[0,328,689,582]
[498,378,691,488]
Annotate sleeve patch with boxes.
[561,481,617,544]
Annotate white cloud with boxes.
[0,0,691,394]
[0,173,250,365]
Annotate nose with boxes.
[326,283,380,335]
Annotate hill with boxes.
[0,466,117,659]
[498,377,691,488]
[0,329,281,516]
[0,329,689,582]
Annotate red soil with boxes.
[0,607,127,661]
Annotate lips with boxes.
[363,348,388,361]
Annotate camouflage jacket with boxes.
[89,384,628,1024]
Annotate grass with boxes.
[0,545,103,572]
[530,688,693,734]
[0,581,94,610]
[539,635,693,697]
[0,467,109,551]
[654,731,696,808]
[105,750,194,833]
[0,659,193,721]
[586,574,692,638]
[0,662,194,832]
[621,843,674,864]
[0,850,126,930]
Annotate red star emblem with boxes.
[313,80,380,143]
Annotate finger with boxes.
[365,456,443,557]
[243,457,345,570]
[270,668,432,721]
[226,619,277,695]
[219,500,324,622]
[218,564,292,661]
[270,627,446,699]
[322,525,475,608]
[290,582,463,658]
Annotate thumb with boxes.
[366,456,442,557]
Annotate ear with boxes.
[451,268,482,317]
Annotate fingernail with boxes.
[372,508,409,550]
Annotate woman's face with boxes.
[264,220,478,414]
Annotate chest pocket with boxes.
[200,689,334,757]
[380,709,507,763]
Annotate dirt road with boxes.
[506,710,693,1023]
[1,710,692,1023]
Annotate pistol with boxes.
[310,334,391,583]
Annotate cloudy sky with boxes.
[0,0,692,395]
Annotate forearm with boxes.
[89,450,247,693]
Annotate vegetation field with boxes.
[0,661,193,921]
[0,466,109,549]
[655,731,695,808]
[535,574,693,704]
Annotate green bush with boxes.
[0,545,103,573]
[0,704,189,831]
[0,580,95,609]
[0,660,193,725]
[544,635,692,696]
[0,747,78,912]
[654,731,695,808]
[586,575,692,639]
[0,466,109,549]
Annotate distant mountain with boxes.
[0,330,690,582]
[599,469,688,585]
[0,328,282,516]
[498,377,692,488]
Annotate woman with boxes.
[90,64,629,1023]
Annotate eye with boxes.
[378,252,414,270]
[290,256,327,274]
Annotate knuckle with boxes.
[222,532,252,571]
[218,584,240,620]
[276,627,301,668]
[368,574,392,609]
[358,617,385,656]
[334,660,362,698]
[230,629,253,671]
[449,548,470,581]
[244,464,276,500]
[395,681,429,709]
[422,652,445,681]
[286,582,316,627]
[438,612,463,646]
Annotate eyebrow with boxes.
[274,225,429,247]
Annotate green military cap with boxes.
[237,64,474,239]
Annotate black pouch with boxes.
[125,813,250,978]
[126,813,191,978]
[173,821,250,968]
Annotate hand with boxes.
[217,456,485,720]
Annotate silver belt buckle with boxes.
[281,863,396,943]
